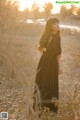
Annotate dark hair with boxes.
[39,18,60,48]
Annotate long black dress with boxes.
[34,33,62,112]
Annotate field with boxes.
[0,23,80,120]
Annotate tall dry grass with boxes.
[0,23,80,119]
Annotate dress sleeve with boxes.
[39,33,46,48]
[39,31,49,48]
[54,36,62,56]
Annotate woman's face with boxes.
[52,22,60,32]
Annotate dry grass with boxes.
[0,24,80,120]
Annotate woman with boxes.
[33,18,62,113]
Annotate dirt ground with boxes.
[0,30,80,119]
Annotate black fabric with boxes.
[34,33,62,112]
[39,31,50,48]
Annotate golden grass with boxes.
[0,24,80,119]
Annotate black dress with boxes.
[34,33,62,112]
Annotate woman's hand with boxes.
[38,46,47,54]
[58,67,63,75]
[38,46,43,54]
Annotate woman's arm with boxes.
[56,54,62,75]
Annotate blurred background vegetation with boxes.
[0,0,80,41]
